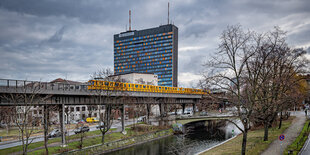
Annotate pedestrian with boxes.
[305,109,307,116]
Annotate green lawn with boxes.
[0,127,115,155]
[201,117,294,155]
[0,125,168,155]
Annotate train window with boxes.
[165,87,167,90]
[105,82,108,86]
[159,87,161,90]
[135,85,138,88]
[143,85,146,88]
[115,83,119,86]
[128,84,130,87]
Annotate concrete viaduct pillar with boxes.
[121,104,125,133]
[59,104,66,147]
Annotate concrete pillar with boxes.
[182,104,186,114]
[121,104,125,133]
[193,103,196,116]
[59,104,66,147]
[146,104,151,124]
[159,103,162,116]
[43,105,49,146]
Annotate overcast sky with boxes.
[0,0,309,87]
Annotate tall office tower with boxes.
[114,24,178,87]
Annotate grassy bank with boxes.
[0,125,169,155]
[284,119,310,155]
[201,116,294,155]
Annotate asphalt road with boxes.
[0,120,136,149]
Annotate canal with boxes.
[106,119,242,155]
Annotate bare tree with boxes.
[1,82,50,155]
[90,68,125,143]
[203,25,260,155]
[75,123,87,149]
[204,25,309,155]
[42,105,58,155]
[249,28,308,141]
[0,106,16,137]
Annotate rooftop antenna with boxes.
[167,2,170,24]
[129,10,132,31]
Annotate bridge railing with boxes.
[0,79,89,92]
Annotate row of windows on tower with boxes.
[114,48,171,60]
[115,47,172,56]
[115,54,172,65]
[115,58,172,71]
[116,63,172,70]
[114,42,173,54]
[115,36,172,48]
[115,32,173,44]
[115,48,173,62]
[115,59,172,68]
[115,66,172,74]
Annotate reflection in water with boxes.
[105,120,241,155]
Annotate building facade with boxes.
[114,24,178,87]
[112,73,158,86]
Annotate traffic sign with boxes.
[279,134,285,141]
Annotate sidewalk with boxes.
[261,111,306,155]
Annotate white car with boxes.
[137,116,146,122]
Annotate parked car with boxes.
[137,116,147,123]
[70,120,78,124]
[74,126,90,134]
[48,129,67,138]
[96,122,105,129]
[77,119,86,124]
[200,111,208,116]
[86,117,99,123]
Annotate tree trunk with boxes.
[241,129,248,155]
[264,121,269,141]
[101,132,105,144]
[278,111,283,129]
[79,134,83,149]
[21,129,26,155]
[175,106,177,115]
[44,105,49,155]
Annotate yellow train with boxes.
[88,80,209,95]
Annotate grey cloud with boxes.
[0,0,143,25]
[48,26,66,43]
[0,0,310,86]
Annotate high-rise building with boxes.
[114,24,178,87]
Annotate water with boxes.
[106,120,242,155]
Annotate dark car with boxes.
[74,126,90,134]
[48,129,67,138]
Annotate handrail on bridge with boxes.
[0,78,89,92]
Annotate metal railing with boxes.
[59,129,171,155]
[0,79,89,92]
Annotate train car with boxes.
[87,80,208,95]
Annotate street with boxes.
[0,119,136,149]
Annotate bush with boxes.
[284,120,310,155]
